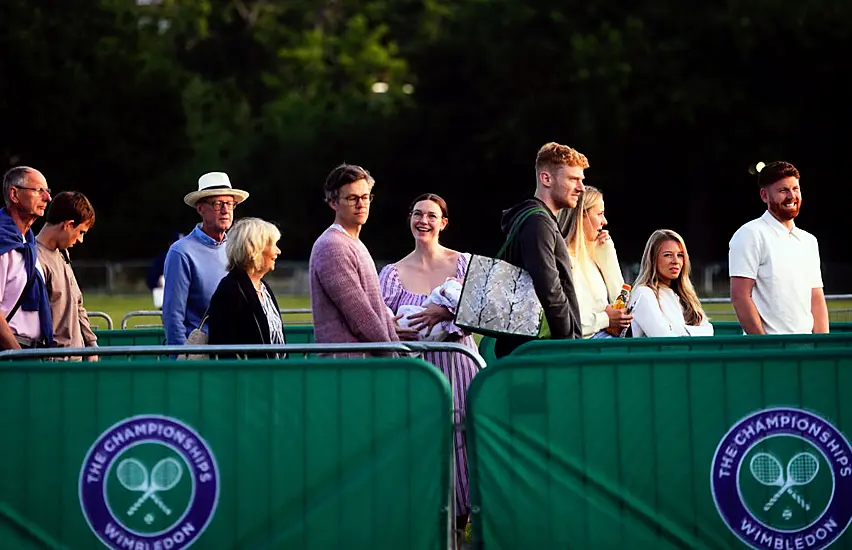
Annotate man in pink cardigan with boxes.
[309,164,416,356]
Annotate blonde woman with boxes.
[207,217,284,355]
[628,229,714,337]
[560,186,632,338]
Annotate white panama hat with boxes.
[183,172,250,207]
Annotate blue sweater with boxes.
[162,224,228,345]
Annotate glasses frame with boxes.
[341,194,375,206]
[13,185,51,196]
[410,210,443,222]
[205,200,238,211]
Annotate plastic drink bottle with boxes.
[606,284,632,335]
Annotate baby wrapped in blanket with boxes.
[393,277,463,341]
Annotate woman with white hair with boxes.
[207,217,284,355]
[559,186,632,338]
[628,229,714,337]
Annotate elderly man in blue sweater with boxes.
[163,172,249,345]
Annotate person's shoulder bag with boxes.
[454,207,548,338]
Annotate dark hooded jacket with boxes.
[494,198,582,357]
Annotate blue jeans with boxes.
[592,330,616,339]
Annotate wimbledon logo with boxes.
[711,407,852,550]
[79,415,219,550]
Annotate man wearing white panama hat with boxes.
[163,172,249,346]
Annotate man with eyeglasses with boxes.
[0,166,54,349]
[163,172,249,346]
[309,164,416,357]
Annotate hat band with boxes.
[200,185,232,191]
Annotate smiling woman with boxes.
[378,193,481,539]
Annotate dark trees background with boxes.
[2,0,849,289]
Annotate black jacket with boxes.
[494,198,582,357]
[207,268,283,358]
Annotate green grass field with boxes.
[82,294,852,330]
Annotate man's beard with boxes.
[768,197,801,221]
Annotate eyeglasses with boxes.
[206,200,238,211]
[341,194,374,206]
[411,211,442,222]
[14,185,51,196]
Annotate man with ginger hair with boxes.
[494,142,586,358]
[729,161,828,334]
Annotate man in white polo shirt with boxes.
[728,161,828,334]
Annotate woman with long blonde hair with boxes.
[560,186,632,338]
[628,229,714,337]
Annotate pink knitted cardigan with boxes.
[309,227,399,355]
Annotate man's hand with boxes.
[392,313,420,341]
[0,317,22,350]
[605,305,633,329]
[84,355,99,362]
[405,304,453,337]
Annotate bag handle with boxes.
[496,207,548,260]
[196,308,210,331]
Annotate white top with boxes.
[570,238,624,338]
[0,238,44,339]
[628,285,714,337]
[728,210,822,334]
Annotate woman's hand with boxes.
[392,313,421,341]
[405,303,453,337]
[605,305,633,328]
[594,229,611,246]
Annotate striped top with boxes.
[378,251,480,517]
[259,284,285,344]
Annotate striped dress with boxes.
[378,253,480,518]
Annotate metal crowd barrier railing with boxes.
[87,311,113,329]
[119,308,313,329]
[0,341,483,550]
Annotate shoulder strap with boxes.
[6,260,36,323]
[496,207,549,260]
[196,307,211,330]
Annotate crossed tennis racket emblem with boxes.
[749,452,820,512]
[116,457,183,516]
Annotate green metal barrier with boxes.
[477,323,852,364]
[467,349,852,550]
[282,324,314,344]
[0,357,452,549]
[667,321,852,337]
[478,336,497,365]
[97,329,166,347]
[97,325,315,348]
[514,331,852,356]
[713,321,744,336]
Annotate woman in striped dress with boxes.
[378,193,481,538]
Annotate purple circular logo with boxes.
[79,415,219,550]
[711,407,852,549]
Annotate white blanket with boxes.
[396,278,463,341]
